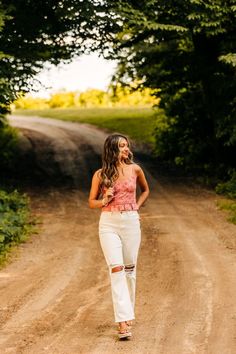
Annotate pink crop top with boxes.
[102,167,138,212]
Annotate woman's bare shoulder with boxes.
[93,168,102,179]
[132,163,142,174]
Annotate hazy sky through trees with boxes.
[31,53,117,98]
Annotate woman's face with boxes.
[118,138,130,161]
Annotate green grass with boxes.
[217,199,236,224]
[215,173,236,224]
[14,107,161,146]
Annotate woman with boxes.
[88,133,149,339]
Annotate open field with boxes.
[14,107,162,146]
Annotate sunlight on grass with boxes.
[217,199,236,224]
[15,107,162,146]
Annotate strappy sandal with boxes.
[125,320,133,329]
[118,323,132,339]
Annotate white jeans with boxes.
[99,211,141,323]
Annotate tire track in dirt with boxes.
[147,184,236,354]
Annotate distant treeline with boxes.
[14,84,160,110]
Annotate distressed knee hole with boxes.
[125,264,135,273]
[111,265,124,273]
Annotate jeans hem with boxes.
[115,316,135,323]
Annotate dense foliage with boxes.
[0,0,104,170]
[0,120,18,171]
[216,172,236,199]
[0,0,105,117]
[1,0,236,181]
[92,0,236,178]
[0,189,34,262]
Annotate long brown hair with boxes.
[100,134,133,187]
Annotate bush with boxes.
[0,189,35,263]
[216,199,236,225]
[0,118,18,171]
[216,172,236,224]
[216,171,236,199]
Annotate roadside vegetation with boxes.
[217,199,236,225]
[0,115,35,265]
[0,189,36,266]
[0,120,18,172]
[216,173,236,224]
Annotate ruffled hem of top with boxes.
[102,203,138,212]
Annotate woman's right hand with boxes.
[104,187,114,202]
[102,187,114,207]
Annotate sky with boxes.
[31,53,117,98]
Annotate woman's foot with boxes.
[118,322,132,339]
[125,320,133,328]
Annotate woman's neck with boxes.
[117,160,128,167]
[117,162,130,176]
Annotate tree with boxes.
[0,0,108,117]
[93,0,236,176]
[0,0,107,170]
[1,0,236,177]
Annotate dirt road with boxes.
[1,115,236,354]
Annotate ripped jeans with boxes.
[99,211,141,323]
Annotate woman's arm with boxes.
[88,170,103,208]
[88,170,114,209]
[135,165,150,209]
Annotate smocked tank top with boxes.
[102,165,138,212]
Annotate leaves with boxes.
[0,189,34,256]
[91,0,236,177]
[219,53,236,67]
[0,0,102,115]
